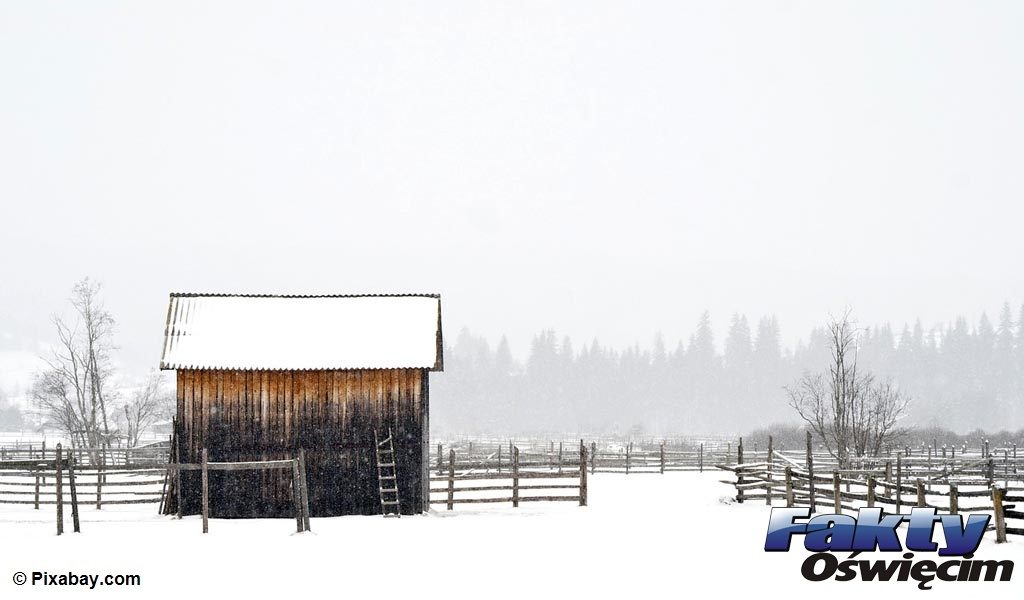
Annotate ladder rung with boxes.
[378,463,395,468]
[382,500,400,505]
[380,488,398,493]
[380,475,396,480]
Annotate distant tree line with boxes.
[431,304,1024,436]
[0,390,24,430]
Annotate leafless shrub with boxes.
[786,310,910,467]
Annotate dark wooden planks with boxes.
[175,368,427,517]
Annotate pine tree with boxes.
[724,314,752,371]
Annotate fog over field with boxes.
[1,2,1023,435]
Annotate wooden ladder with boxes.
[374,428,401,517]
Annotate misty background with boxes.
[434,305,1024,436]
[2,3,1023,434]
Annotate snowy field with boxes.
[0,472,1021,599]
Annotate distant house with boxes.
[159,293,443,517]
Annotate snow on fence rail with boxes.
[716,433,1024,544]
[432,439,736,476]
[0,442,167,513]
[0,444,84,534]
[430,445,587,509]
[162,450,311,534]
[0,443,170,468]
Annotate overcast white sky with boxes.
[1,1,1023,386]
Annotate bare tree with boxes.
[119,371,173,448]
[786,311,909,467]
[31,278,118,458]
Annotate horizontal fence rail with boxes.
[715,433,1024,544]
[429,444,588,509]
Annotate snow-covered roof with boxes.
[159,293,443,371]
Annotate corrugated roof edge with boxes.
[159,293,444,372]
[168,292,441,299]
[159,364,440,372]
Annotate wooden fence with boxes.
[0,443,83,534]
[432,439,735,476]
[0,443,170,468]
[429,444,587,509]
[0,457,165,510]
[162,449,312,533]
[716,433,1024,543]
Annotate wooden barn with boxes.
[159,293,443,518]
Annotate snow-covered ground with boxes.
[0,472,1020,598]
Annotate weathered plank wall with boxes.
[175,368,427,517]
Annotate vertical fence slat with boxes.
[447,449,455,511]
[201,448,209,534]
[579,442,587,507]
[786,462,794,503]
[832,471,841,512]
[292,458,304,533]
[298,448,311,532]
[512,446,519,508]
[805,432,815,513]
[68,455,80,533]
[736,437,744,504]
[992,486,1007,544]
[55,443,64,536]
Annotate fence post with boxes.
[175,462,183,520]
[512,446,519,508]
[736,437,744,504]
[591,442,597,474]
[34,469,40,510]
[987,458,994,487]
[699,442,703,473]
[832,471,841,513]
[579,443,588,507]
[867,475,875,508]
[201,448,209,534]
[660,441,665,475]
[55,443,64,536]
[549,441,554,470]
[949,484,959,515]
[784,467,793,507]
[447,449,455,511]
[915,479,925,508]
[68,455,80,533]
[558,441,563,474]
[437,443,443,475]
[292,458,304,532]
[766,435,774,505]
[298,448,311,531]
[625,442,631,475]
[1005,449,1010,489]
[884,461,892,499]
[497,444,502,473]
[96,453,103,510]
[896,454,902,514]
[992,486,1007,543]
[805,431,815,513]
